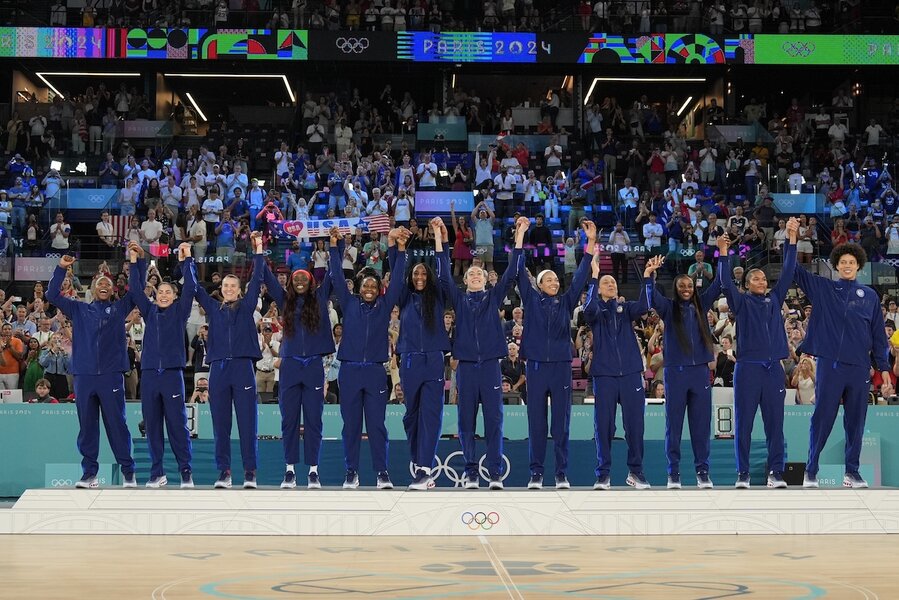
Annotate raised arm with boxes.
[261,257,286,310]
[771,217,799,302]
[565,221,597,305]
[328,226,352,307]
[493,217,528,303]
[716,234,743,314]
[127,243,153,316]
[699,265,723,313]
[240,233,266,311]
[46,255,79,318]
[652,279,673,319]
[382,230,409,309]
[583,257,600,324]
[177,244,198,313]
[432,217,462,305]
[629,255,663,320]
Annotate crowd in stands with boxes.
[2,75,899,411]
[40,0,877,33]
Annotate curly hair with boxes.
[355,267,382,295]
[829,242,867,271]
[283,276,320,338]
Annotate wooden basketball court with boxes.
[1,533,893,599]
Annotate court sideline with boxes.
[1,533,893,599]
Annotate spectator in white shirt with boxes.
[226,164,248,200]
[139,209,163,252]
[49,212,70,251]
[274,142,291,176]
[161,175,183,221]
[366,187,388,216]
[416,151,438,188]
[865,119,885,150]
[642,212,663,249]
[204,164,226,195]
[544,135,562,169]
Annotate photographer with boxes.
[189,377,209,404]
[38,332,69,399]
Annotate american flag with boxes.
[111,215,131,241]
[361,214,392,234]
[273,215,392,240]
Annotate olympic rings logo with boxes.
[461,511,500,530]
[411,451,512,487]
[50,479,73,487]
[782,41,815,57]
[335,37,370,54]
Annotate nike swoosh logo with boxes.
[704,385,711,390]
[379,390,387,394]
[636,387,643,391]
[314,386,323,391]
[112,388,121,393]
[172,394,180,398]
[493,386,501,390]
[244,386,253,390]
[563,385,570,390]
[778,389,785,393]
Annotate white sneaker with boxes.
[280,470,297,489]
[666,474,682,490]
[803,473,819,489]
[843,472,869,489]
[527,474,543,490]
[75,475,99,489]
[488,478,504,490]
[461,472,480,489]
[626,472,651,489]
[145,475,168,489]
[767,472,788,489]
[376,472,394,490]
[122,474,138,489]
[408,469,433,491]
[343,471,360,489]
[214,470,233,489]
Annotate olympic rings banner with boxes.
[1,28,899,64]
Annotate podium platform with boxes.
[2,488,898,536]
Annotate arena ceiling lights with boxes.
[35,72,142,101]
[583,76,706,106]
[162,73,296,104]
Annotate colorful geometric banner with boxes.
[578,32,751,64]
[115,27,307,60]
[2,28,899,64]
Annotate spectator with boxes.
[49,211,71,252]
[0,323,25,390]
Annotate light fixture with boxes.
[163,73,296,103]
[35,74,65,99]
[451,73,456,89]
[583,77,706,105]
[676,96,694,117]
[35,72,142,101]
[185,92,208,122]
[37,71,141,77]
